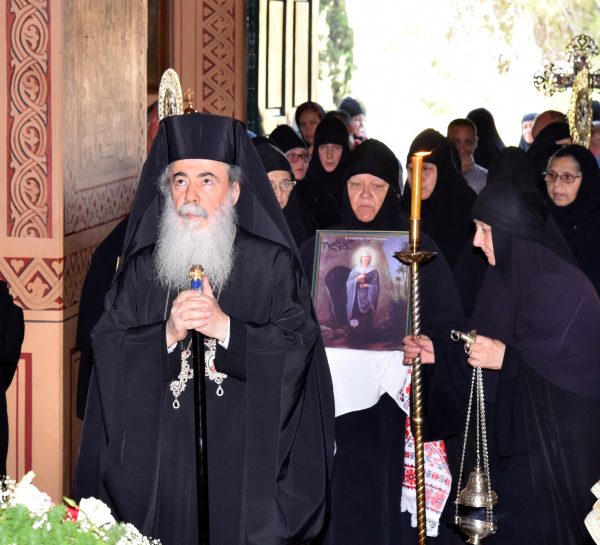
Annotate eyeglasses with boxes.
[543,171,582,184]
[286,152,309,163]
[271,180,297,192]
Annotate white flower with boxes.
[349,318,359,328]
[78,497,116,529]
[117,523,162,545]
[12,471,52,515]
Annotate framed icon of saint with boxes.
[311,230,410,351]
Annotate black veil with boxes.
[121,113,295,274]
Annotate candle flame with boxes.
[412,151,432,158]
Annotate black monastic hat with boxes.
[121,113,294,272]
[254,142,294,177]
[269,125,306,153]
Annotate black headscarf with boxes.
[300,138,464,341]
[340,139,404,231]
[338,97,366,118]
[545,144,600,231]
[300,116,351,228]
[254,141,294,176]
[401,129,477,267]
[473,174,574,267]
[311,116,351,162]
[471,173,600,399]
[545,144,600,294]
[466,107,506,168]
[518,112,536,151]
[254,141,316,247]
[526,121,571,187]
[593,100,600,122]
[487,146,538,190]
[121,113,294,274]
[269,124,307,154]
[294,102,325,148]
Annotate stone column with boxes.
[1,0,146,500]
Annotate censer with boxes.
[451,330,499,544]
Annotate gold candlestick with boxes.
[395,151,435,545]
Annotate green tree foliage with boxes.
[525,0,600,61]
[462,0,600,64]
[320,0,355,105]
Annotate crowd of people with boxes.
[4,92,599,545]
[73,97,600,545]
[250,98,600,545]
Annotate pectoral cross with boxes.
[534,34,600,146]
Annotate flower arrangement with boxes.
[0,472,161,545]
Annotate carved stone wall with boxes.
[200,1,236,114]
[6,1,51,239]
[62,0,145,236]
[173,0,246,120]
[1,0,146,500]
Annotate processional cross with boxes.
[534,34,600,146]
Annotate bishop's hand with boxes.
[165,277,229,346]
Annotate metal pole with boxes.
[410,257,427,545]
[191,329,210,545]
[396,216,435,545]
[190,266,210,545]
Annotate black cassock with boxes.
[429,239,600,545]
[76,228,334,545]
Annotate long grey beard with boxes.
[154,195,238,291]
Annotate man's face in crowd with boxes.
[169,158,240,227]
[447,124,477,172]
[286,147,309,180]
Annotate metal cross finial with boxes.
[533,34,600,146]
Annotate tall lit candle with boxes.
[410,152,430,220]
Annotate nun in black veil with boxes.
[466,108,506,169]
[404,160,600,544]
[518,112,536,151]
[254,140,316,246]
[299,116,351,229]
[526,121,571,185]
[544,144,600,296]
[401,130,486,320]
[401,129,477,271]
[302,139,465,545]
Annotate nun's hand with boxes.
[467,335,505,370]
[402,334,435,365]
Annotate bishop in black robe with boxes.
[75,112,334,545]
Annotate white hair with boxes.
[153,188,238,291]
